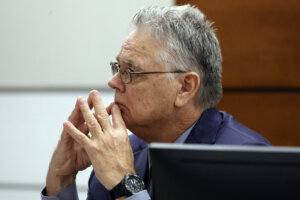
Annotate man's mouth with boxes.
[115,101,126,113]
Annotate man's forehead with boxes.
[116,28,164,70]
[123,29,162,53]
[121,34,150,56]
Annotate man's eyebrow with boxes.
[115,57,140,70]
[124,60,139,69]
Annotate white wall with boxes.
[0,0,174,199]
[0,90,114,199]
[0,0,174,89]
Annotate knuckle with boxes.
[96,112,109,121]
[76,133,87,144]
[88,119,99,129]
[110,130,127,142]
[90,142,102,153]
[77,133,85,141]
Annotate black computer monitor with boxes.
[149,143,300,200]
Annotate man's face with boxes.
[108,28,179,139]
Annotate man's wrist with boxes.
[46,172,76,196]
[116,197,127,200]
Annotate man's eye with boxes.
[120,68,130,75]
[128,68,135,73]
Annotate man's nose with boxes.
[108,73,125,92]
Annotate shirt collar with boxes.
[174,121,197,144]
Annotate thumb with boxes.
[111,104,125,128]
[106,102,115,115]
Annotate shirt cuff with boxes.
[125,190,151,200]
[41,182,79,200]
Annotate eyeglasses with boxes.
[110,62,186,84]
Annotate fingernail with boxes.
[63,121,70,127]
[92,90,99,97]
[79,98,86,105]
[113,104,119,109]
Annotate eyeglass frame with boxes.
[110,61,187,84]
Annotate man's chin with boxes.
[122,115,135,130]
[115,105,135,129]
[122,115,130,126]
[119,110,130,125]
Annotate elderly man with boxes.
[41,5,270,200]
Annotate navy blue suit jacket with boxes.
[86,107,271,199]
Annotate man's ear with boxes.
[175,72,200,108]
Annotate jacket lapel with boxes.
[185,107,222,144]
[134,146,149,181]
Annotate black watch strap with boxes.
[109,182,131,199]
[109,174,145,199]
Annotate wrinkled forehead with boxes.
[117,28,165,70]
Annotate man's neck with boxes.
[130,107,202,143]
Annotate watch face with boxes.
[124,174,145,194]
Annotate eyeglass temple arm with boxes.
[130,71,186,75]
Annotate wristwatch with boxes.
[109,173,145,199]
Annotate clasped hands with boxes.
[46,90,135,196]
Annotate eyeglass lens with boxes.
[119,67,130,83]
[111,63,119,75]
[111,62,131,84]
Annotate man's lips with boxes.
[114,101,127,113]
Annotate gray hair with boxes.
[132,5,222,110]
